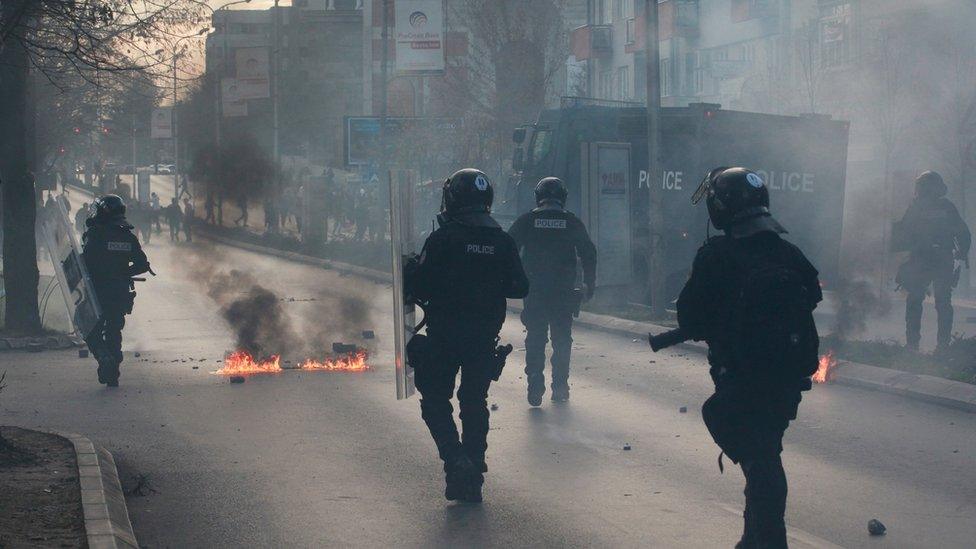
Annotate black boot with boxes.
[551,385,569,402]
[444,454,478,502]
[96,361,109,384]
[105,361,121,388]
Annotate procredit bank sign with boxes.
[395,0,445,75]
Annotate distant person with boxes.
[82,195,151,387]
[234,196,249,227]
[182,198,195,242]
[58,190,71,215]
[165,197,182,242]
[331,185,346,237]
[508,177,596,405]
[150,192,162,233]
[671,167,821,548]
[204,191,216,224]
[894,171,971,352]
[354,188,369,241]
[75,202,90,236]
[405,169,529,503]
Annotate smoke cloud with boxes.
[829,276,892,340]
[179,244,377,359]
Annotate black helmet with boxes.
[442,168,494,215]
[915,171,947,199]
[92,194,126,220]
[535,177,568,207]
[692,167,786,238]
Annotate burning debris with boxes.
[813,351,839,384]
[299,350,369,372]
[181,246,378,378]
[216,350,370,376]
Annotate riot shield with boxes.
[390,169,420,400]
[39,200,101,339]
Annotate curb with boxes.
[197,229,976,415]
[54,431,138,549]
[196,228,392,285]
[0,335,82,352]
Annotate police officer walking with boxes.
[83,195,152,387]
[406,169,529,503]
[508,177,596,405]
[675,168,822,548]
[894,171,971,352]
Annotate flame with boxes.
[813,351,837,384]
[300,350,370,372]
[216,350,370,375]
[218,351,282,375]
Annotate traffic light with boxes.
[73,127,81,134]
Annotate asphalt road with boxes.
[4,227,976,548]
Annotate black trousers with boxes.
[703,384,796,549]
[414,337,495,471]
[738,430,789,549]
[899,254,955,348]
[521,291,575,392]
[85,313,126,379]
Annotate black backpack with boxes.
[728,250,820,380]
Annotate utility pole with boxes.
[380,0,390,202]
[132,112,137,199]
[273,0,281,185]
[644,0,666,317]
[173,52,180,197]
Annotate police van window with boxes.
[529,130,553,167]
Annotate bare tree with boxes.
[795,19,824,114]
[0,0,207,333]
[440,0,570,175]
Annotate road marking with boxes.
[718,503,845,549]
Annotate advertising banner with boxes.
[234,47,271,99]
[150,108,173,139]
[395,0,445,75]
[221,78,249,117]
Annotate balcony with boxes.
[571,24,613,61]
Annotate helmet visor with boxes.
[692,167,731,205]
[691,172,713,205]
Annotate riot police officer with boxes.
[406,169,529,503]
[83,195,151,387]
[508,177,596,405]
[676,168,821,548]
[894,171,971,352]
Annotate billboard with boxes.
[395,0,445,75]
[234,47,271,99]
[150,108,172,139]
[221,78,249,117]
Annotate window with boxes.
[624,0,635,19]
[528,130,553,167]
[626,17,637,44]
[617,65,631,100]
[596,0,613,25]
[599,70,614,99]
